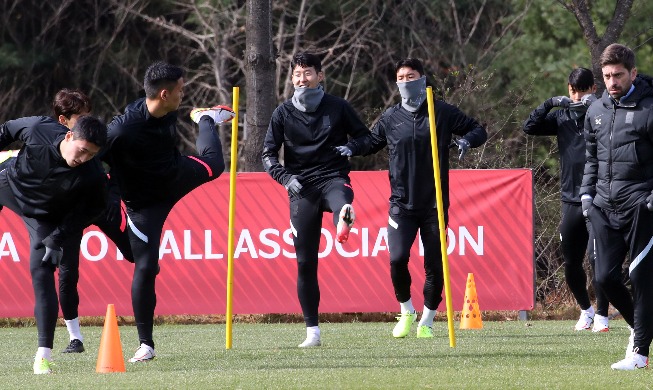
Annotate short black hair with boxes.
[143,61,184,99]
[291,52,322,73]
[568,68,595,91]
[52,89,92,118]
[394,58,425,76]
[600,43,636,71]
[71,115,107,148]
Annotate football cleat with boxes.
[611,350,648,370]
[574,307,594,331]
[128,343,156,363]
[392,312,417,338]
[62,339,85,353]
[33,357,52,375]
[416,325,434,338]
[336,204,355,243]
[591,314,609,333]
[190,105,235,124]
[298,335,322,348]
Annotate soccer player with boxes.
[581,43,653,370]
[52,89,134,354]
[336,58,487,338]
[262,52,370,347]
[102,61,232,362]
[0,114,108,374]
[523,68,611,332]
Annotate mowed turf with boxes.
[0,320,648,389]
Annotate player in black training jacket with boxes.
[337,58,487,340]
[0,114,107,374]
[523,68,611,333]
[102,61,231,362]
[262,52,370,348]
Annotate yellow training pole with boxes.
[426,86,456,348]
[226,87,239,349]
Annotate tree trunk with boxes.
[561,0,634,94]
[243,0,276,172]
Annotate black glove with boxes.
[105,198,122,224]
[41,237,63,267]
[334,145,352,157]
[547,96,572,108]
[581,196,593,217]
[455,138,470,160]
[285,175,303,197]
[647,191,653,211]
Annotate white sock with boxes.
[399,299,415,314]
[419,307,437,327]
[36,347,52,360]
[307,326,320,339]
[65,317,83,342]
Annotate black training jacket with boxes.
[523,101,586,204]
[356,101,486,212]
[104,98,181,206]
[580,75,653,211]
[0,116,107,245]
[262,93,370,189]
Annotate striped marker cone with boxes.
[96,304,126,373]
[459,273,483,329]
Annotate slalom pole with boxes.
[426,86,456,348]
[226,86,239,349]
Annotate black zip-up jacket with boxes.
[0,116,107,246]
[262,94,370,190]
[356,101,486,212]
[580,75,653,211]
[103,98,181,206]
[523,100,586,204]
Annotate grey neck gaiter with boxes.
[292,85,325,113]
[397,76,426,112]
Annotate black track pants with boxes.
[560,202,609,315]
[388,206,444,311]
[589,202,653,356]
[290,178,353,327]
[0,171,58,348]
[124,116,224,348]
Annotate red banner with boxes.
[0,170,534,317]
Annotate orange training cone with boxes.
[96,304,126,373]
[459,273,483,329]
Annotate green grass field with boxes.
[0,320,649,389]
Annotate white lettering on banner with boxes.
[459,226,484,255]
[335,228,359,257]
[259,229,281,259]
[0,232,19,262]
[282,228,296,258]
[205,230,223,259]
[81,231,108,261]
[371,228,389,257]
[235,229,257,258]
[184,230,202,260]
[160,230,182,259]
[318,228,334,258]
[68,225,484,262]
[418,226,483,256]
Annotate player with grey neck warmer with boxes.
[292,85,325,113]
[336,57,486,340]
[262,52,370,348]
[397,76,426,112]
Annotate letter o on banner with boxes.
[81,231,109,262]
